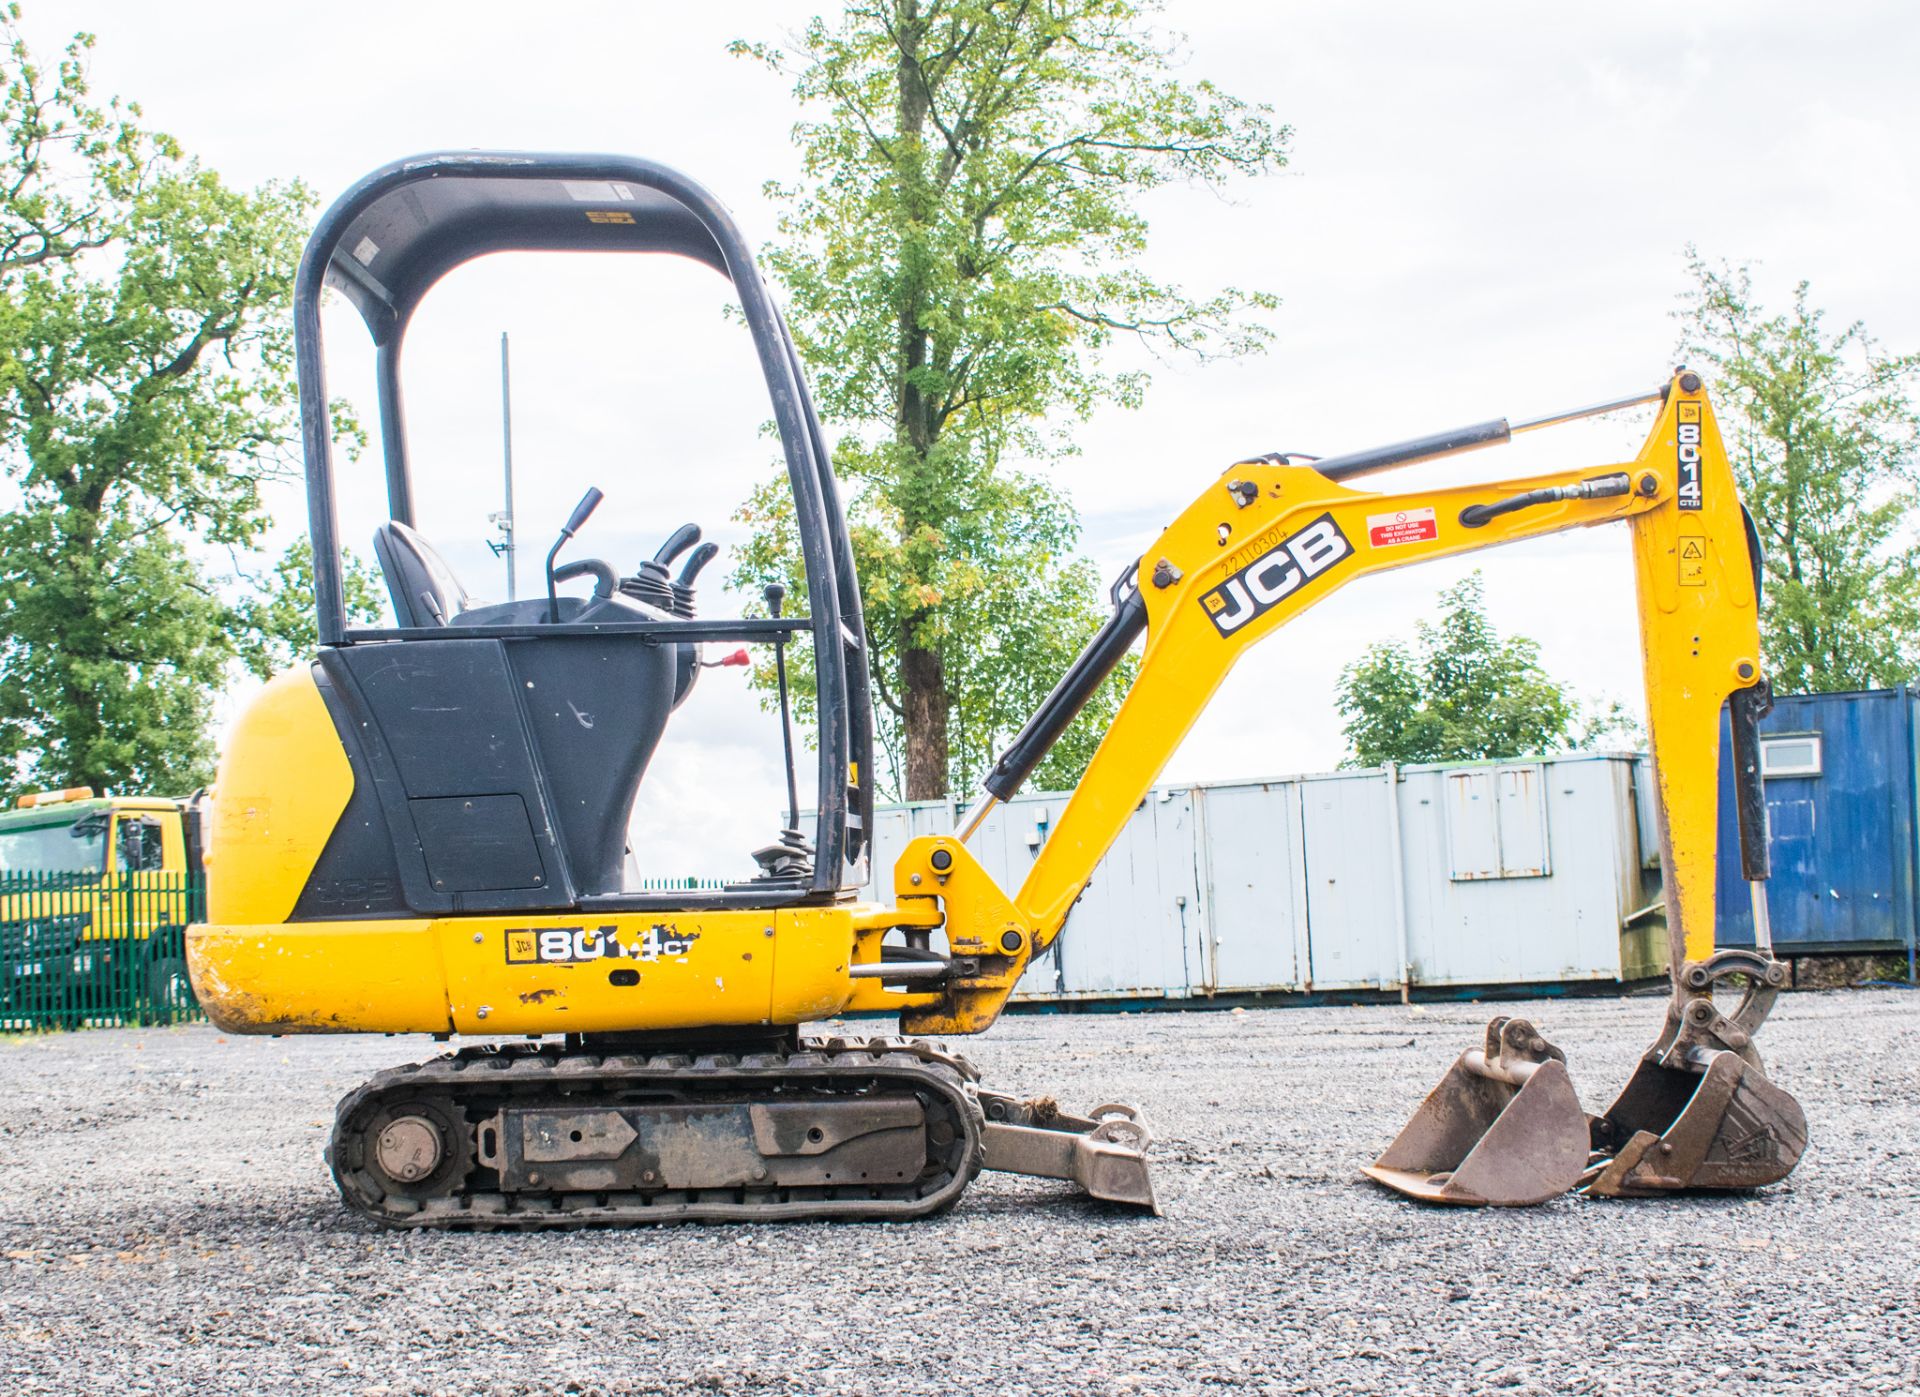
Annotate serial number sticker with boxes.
[504,924,700,965]
[1676,401,1704,512]
[1366,507,1438,548]
[1679,535,1708,587]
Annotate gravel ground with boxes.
[2,989,1916,1396]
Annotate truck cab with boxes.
[0,788,206,1026]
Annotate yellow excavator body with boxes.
[188,150,1803,1226]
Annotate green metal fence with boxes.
[0,872,204,1031]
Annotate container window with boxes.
[1494,765,1551,877]
[1760,734,1822,778]
[1445,770,1500,879]
[1444,763,1550,880]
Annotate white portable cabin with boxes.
[860,752,1666,1003]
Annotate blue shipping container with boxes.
[1714,685,1920,963]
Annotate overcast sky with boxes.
[43,1,1920,878]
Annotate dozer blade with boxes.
[978,1093,1160,1213]
[1362,1016,1590,1207]
[1583,949,1807,1197]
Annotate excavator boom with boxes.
[860,369,1804,1208]
[883,370,1765,1040]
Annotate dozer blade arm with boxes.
[897,370,1775,1045]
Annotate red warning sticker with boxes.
[1366,507,1439,548]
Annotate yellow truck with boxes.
[0,787,207,1027]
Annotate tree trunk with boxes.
[892,0,952,799]
[902,621,949,799]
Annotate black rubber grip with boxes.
[1314,419,1511,482]
[552,558,619,599]
[651,522,702,567]
[676,541,720,588]
[983,590,1148,801]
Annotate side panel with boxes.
[188,906,859,1036]
[1402,758,1633,986]
[1197,781,1310,991]
[190,920,448,1032]
[1301,775,1401,989]
[206,668,356,927]
[1053,791,1200,997]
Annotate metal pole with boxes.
[499,332,518,600]
[1905,684,1919,983]
[1508,387,1666,435]
[1384,762,1412,1004]
[955,792,999,842]
[1748,881,1775,958]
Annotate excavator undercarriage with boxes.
[330,1034,1154,1228]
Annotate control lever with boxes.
[749,580,813,882]
[672,542,720,619]
[551,558,618,601]
[622,523,705,614]
[652,522,702,568]
[676,542,719,588]
[765,582,801,835]
[545,487,604,622]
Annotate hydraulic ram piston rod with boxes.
[1317,384,1668,483]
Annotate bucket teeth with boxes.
[1362,1016,1590,1207]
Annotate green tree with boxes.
[733,0,1287,799]
[0,13,317,796]
[1335,572,1636,767]
[1677,251,1920,692]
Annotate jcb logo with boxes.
[1677,402,1703,512]
[1199,512,1353,636]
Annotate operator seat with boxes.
[372,521,471,627]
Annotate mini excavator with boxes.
[189,152,1805,1226]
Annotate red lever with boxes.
[716,648,750,668]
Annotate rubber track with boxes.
[327,1035,987,1230]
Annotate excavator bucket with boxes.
[1362,1016,1590,1207]
[1582,950,1807,1197]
